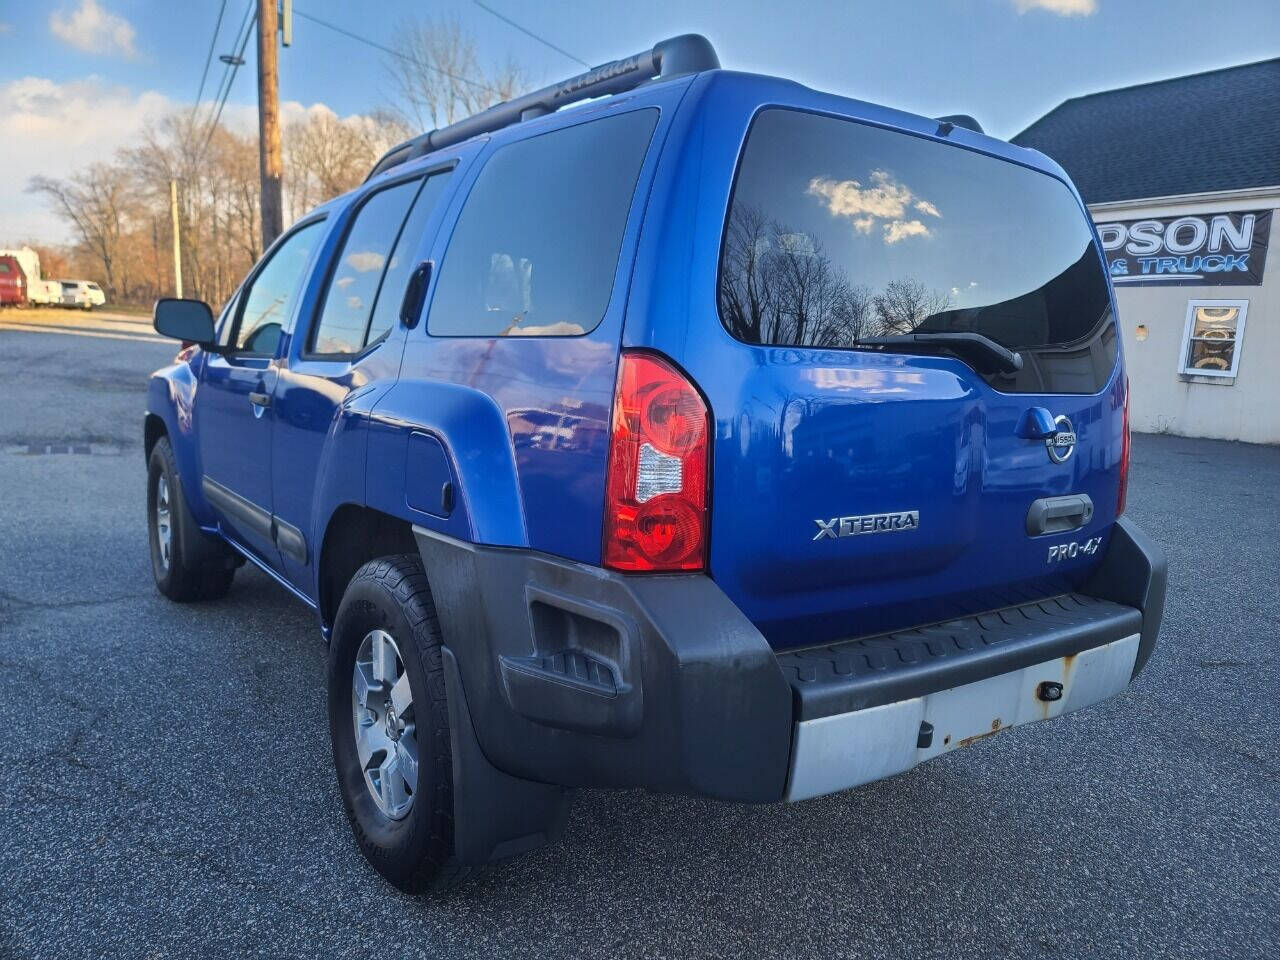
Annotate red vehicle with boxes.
[0,255,27,306]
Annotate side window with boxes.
[232,219,325,355]
[428,109,658,337]
[1179,299,1248,379]
[366,174,450,344]
[310,172,450,355]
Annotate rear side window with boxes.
[428,109,658,337]
[719,109,1116,393]
[310,173,449,356]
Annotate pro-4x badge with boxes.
[813,510,920,541]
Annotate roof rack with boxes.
[365,33,719,181]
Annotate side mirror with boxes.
[154,298,216,346]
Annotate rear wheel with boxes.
[328,554,468,892]
[147,436,236,601]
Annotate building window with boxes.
[1179,299,1248,379]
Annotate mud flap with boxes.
[442,647,570,866]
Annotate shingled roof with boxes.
[1012,58,1280,205]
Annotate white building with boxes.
[1015,58,1279,444]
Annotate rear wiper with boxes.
[857,332,1023,376]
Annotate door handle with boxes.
[1026,494,1094,536]
[400,260,433,329]
[248,391,272,408]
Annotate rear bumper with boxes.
[787,632,1138,800]
[415,515,1166,806]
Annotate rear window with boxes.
[719,108,1116,393]
[428,108,658,337]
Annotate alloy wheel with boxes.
[351,629,418,820]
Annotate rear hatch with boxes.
[706,108,1125,648]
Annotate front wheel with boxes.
[328,555,468,892]
[147,436,236,601]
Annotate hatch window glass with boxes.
[719,108,1116,393]
[428,109,658,337]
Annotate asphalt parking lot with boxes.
[1,315,1277,960]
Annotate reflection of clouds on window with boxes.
[345,251,386,272]
[335,276,355,289]
[807,169,941,244]
[507,321,586,336]
[884,220,930,244]
[778,232,816,257]
[753,232,818,260]
[345,296,364,310]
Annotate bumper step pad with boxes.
[777,594,1142,722]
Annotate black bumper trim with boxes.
[413,527,794,804]
[414,515,1165,805]
[1082,515,1167,678]
[778,593,1142,722]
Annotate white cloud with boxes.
[884,220,930,244]
[49,0,138,58]
[345,251,386,273]
[0,76,171,242]
[0,22,14,34]
[1012,0,1098,16]
[807,170,941,245]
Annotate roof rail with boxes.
[365,33,719,181]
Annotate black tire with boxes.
[147,436,236,601]
[328,554,469,893]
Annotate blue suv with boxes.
[145,36,1166,891]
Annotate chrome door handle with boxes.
[248,391,272,408]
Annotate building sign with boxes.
[1095,209,1271,286]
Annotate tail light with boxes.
[1117,377,1131,516]
[603,351,709,572]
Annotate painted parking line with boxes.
[0,321,171,344]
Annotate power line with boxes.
[197,0,252,140]
[290,6,501,95]
[201,1,256,157]
[471,0,590,69]
[205,0,252,114]
[193,0,229,107]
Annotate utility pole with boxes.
[257,0,283,248]
[169,179,184,298]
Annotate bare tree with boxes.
[872,278,953,335]
[385,15,526,130]
[719,204,874,347]
[286,109,411,219]
[28,164,135,300]
[27,19,525,308]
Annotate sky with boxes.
[1,0,1277,244]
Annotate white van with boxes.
[58,280,106,310]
